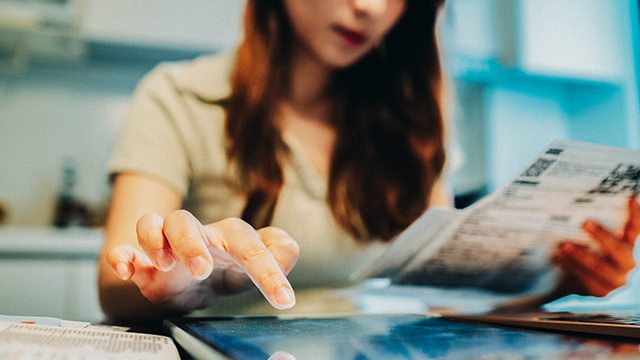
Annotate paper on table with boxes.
[0,314,129,332]
[0,315,64,327]
[0,321,179,360]
[353,140,640,294]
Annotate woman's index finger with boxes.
[209,218,296,310]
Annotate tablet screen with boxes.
[168,313,640,359]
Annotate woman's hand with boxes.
[553,196,640,297]
[105,210,299,313]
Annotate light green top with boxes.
[109,53,387,314]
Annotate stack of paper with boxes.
[0,316,179,360]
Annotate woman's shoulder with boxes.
[139,51,235,102]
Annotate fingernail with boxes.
[116,262,130,280]
[275,287,295,308]
[561,242,574,251]
[155,250,176,271]
[189,256,212,280]
[583,221,598,232]
[268,351,296,360]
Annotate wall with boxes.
[0,0,245,226]
[443,0,639,193]
[0,65,138,225]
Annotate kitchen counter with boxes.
[0,226,104,321]
[0,226,102,259]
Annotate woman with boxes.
[98,0,639,321]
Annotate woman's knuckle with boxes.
[285,239,300,257]
[165,209,192,226]
[259,268,281,287]
[262,226,288,237]
[240,246,268,263]
[139,228,161,246]
[264,227,299,252]
[621,258,636,272]
[221,217,254,233]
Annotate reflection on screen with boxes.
[183,314,640,360]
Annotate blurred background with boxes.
[0,0,638,322]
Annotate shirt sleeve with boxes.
[108,64,190,196]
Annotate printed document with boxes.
[353,140,640,293]
[0,321,179,360]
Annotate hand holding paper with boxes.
[553,196,640,297]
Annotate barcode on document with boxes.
[521,158,556,178]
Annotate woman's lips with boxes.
[333,25,367,46]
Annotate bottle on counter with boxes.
[52,158,93,228]
[0,201,6,224]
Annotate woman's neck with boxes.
[286,47,333,113]
[277,46,337,178]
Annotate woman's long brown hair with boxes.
[225,0,446,242]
